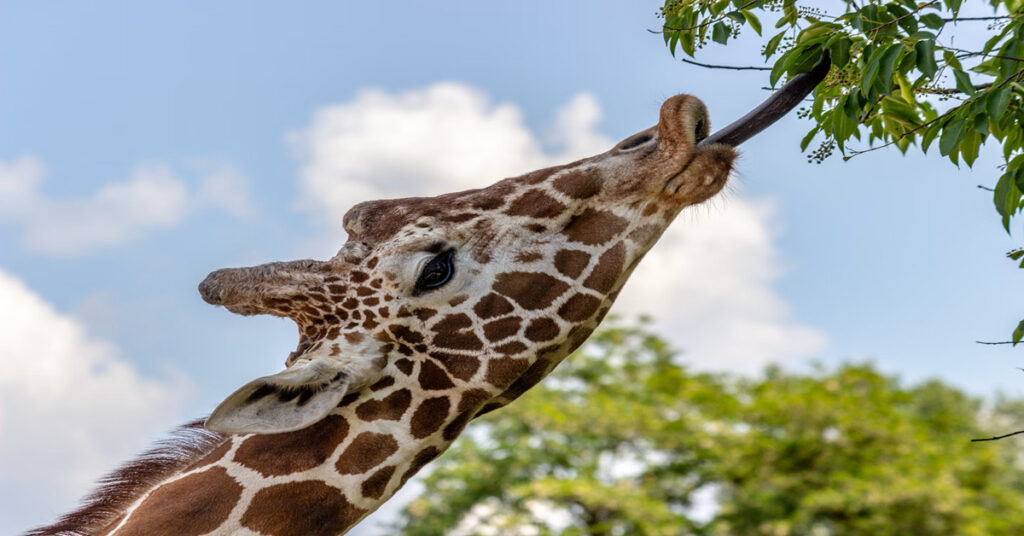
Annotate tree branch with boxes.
[972,430,1024,442]
[975,340,1018,345]
[680,58,771,71]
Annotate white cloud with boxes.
[0,268,193,534]
[290,82,826,370]
[0,156,254,256]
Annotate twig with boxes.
[972,430,1024,442]
[975,340,1016,345]
[945,15,1016,22]
[977,185,995,192]
[866,0,938,35]
[661,0,760,32]
[680,58,771,71]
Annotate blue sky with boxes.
[1,1,1021,534]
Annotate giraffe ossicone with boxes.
[30,94,736,536]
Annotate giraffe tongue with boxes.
[698,53,830,149]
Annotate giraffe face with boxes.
[200,94,736,434]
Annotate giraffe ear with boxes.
[205,357,351,435]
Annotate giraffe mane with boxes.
[24,419,227,536]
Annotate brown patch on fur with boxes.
[113,467,240,536]
[515,251,544,263]
[483,317,522,342]
[432,313,483,351]
[553,249,590,279]
[25,420,227,536]
[400,446,441,486]
[561,209,628,245]
[395,358,414,375]
[356,389,413,422]
[442,410,475,441]
[473,292,515,319]
[369,376,396,391]
[552,170,602,199]
[494,340,528,355]
[335,432,400,474]
[242,481,366,536]
[499,359,555,404]
[583,242,626,293]
[524,318,560,342]
[418,359,456,390]
[558,293,602,322]
[410,397,451,439]
[344,332,365,345]
[504,189,567,219]
[391,325,424,344]
[361,466,396,500]
[492,272,569,310]
[429,351,480,381]
[234,415,350,477]
[485,357,530,387]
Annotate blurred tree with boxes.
[658,0,1024,344]
[393,321,1024,535]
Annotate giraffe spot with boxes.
[526,223,548,233]
[494,340,527,355]
[369,376,395,391]
[476,401,505,417]
[342,297,359,310]
[395,358,414,375]
[485,357,530,387]
[391,325,424,344]
[234,415,350,477]
[504,189,567,219]
[483,317,522,342]
[356,389,412,422]
[361,465,396,500]
[458,388,493,412]
[344,332,364,345]
[338,392,360,407]
[356,286,374,297]
[363,297,380,306]
[115,467,240,536]
[418,359,456,390]
[492,272,570,310]
[185,439,231,471]
[557,293,602,322]
[410,396,451,439]
[583,242,626,293]
[367,257,379,269]
[628,223,660,244]
[429,351,480,381]
[350,271,370,283]
[473,292,515,319]
[335,432,400,475]
[449,294,469,306]
[561,209,628,245]
[471,196,503,210]
[553,250,591,279]
[525,318,560,342]
[400,446,441,486]
[241,481,366,536]
[443,410,474,441]
[433,313,472,331]
[501,359,555,403]
[515,251,544,263]
[415,308,437,321]
[327,284,346,294]
[552,169,602,199]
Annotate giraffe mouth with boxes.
[198,259,330,317]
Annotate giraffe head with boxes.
[200,94,735,434]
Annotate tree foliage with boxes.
[394,321,1024,535]
[659,0,1024,344]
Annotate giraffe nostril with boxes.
[695,119,707,144]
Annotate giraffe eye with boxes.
[416,249,455,292]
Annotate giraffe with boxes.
[26,93,749,536]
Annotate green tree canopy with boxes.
[659,0,1023,344]
[394,321,1024,535]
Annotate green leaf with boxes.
[943,49,963,70]
[915,40,937,79]
[920,13,944,29]
[764,31,785,58]
[987,87,1012,120]
[876,44,904,95]
[952,69,976,95]
[938,118,965,156]
[770,48,796,86]
[920,122,941,152]
[1014,320,1024,345]
[712,21,729,45]
[830,37,852,70]
[800,127,820,151]
[861,46,885,98]
[742,10,762,35]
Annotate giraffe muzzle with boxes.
[199,259,329,316]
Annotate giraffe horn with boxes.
[698,51,831,148]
